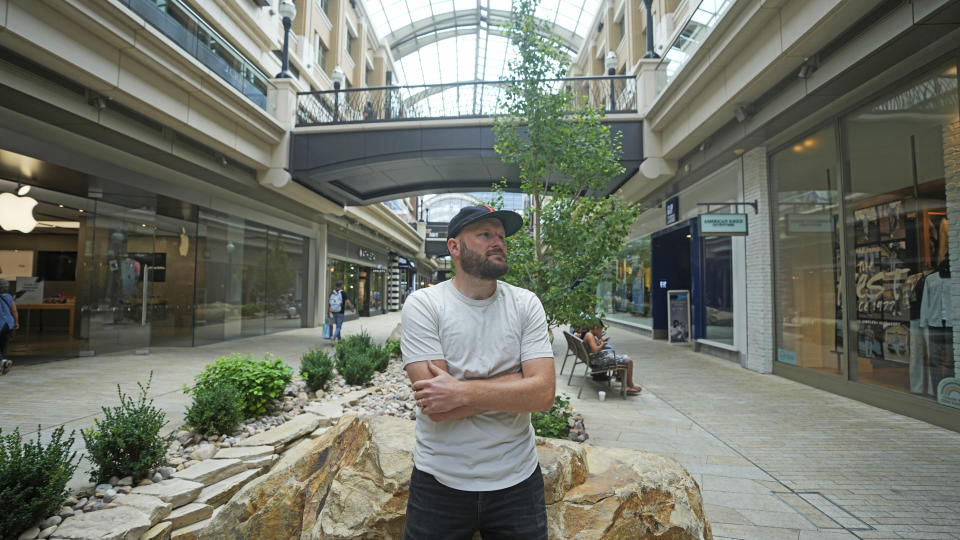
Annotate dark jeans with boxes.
[403,466,547,540]
[0,325,11,359]
[332,312,345,340]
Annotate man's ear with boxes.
[447,238,460,257]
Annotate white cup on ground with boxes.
[598,390,606,401]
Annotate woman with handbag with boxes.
[0,279,19,374]
[583,323,641,395]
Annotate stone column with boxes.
[742,146,774,373]
[944,120,960,392]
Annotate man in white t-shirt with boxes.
[401,205,556,539]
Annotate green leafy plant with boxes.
[370,344,390,372]
[531,394,572,439]
[334,332,374,366]
[491,0,640,330]
[300,348,335,392]
[189,353,293,418]
[384,338,402,360]
[0,425,78,539]
[83,374,167,483]
[184,382,245,436]
[337,350,378,386]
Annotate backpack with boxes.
[329,290,343,313]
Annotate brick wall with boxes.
[742,147,774,373]
[945,121,960,380]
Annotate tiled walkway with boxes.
[1,312,958,539]
[563,326,960,540]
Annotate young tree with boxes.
[492,0,639,329]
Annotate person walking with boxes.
[0,279,19,374]
[401,205,555,539]
[327,280,354,342]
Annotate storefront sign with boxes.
[16,276,43,303]
[777,348,798,365]
[667,290,690,344]
[786,214,833,234]
[938,378,960,410]
[357,248,378,262]
[699,213,747,236]
[665,196,679,225]
[397,256,410,269]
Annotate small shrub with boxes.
[338,350,378,386]
[384,338,402,360]
[334,332,373,366]
[0,425,79,539]
[300,348,335,392]
[241,304,261,317]
[185,382,244,436]
[190,353,293,417]
[370,344,390,372]
[83,374,167,483]
[532,394,572,439]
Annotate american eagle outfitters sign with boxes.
[699,213,748,236]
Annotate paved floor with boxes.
[2,311,958,539]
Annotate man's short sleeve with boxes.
[401,292,444,366]
[520,293,554,362]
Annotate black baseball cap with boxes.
[447,205,523,239]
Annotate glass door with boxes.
[82,202,156,355]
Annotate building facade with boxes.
[578,0,960,431]
[0,0,427,361]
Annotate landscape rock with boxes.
[18,526,39,540]
[212,446,274,461]
[38,525,57,539]
[193,414,711,540]
[237,413,322,448]
[167,503,213,529]
[195,469,263,507]
[116,494,172,525]
[50,505,151,540]
[302,402,344,425]
[130,478,204,508]
[140,521,173,540]
[171,458,246,487]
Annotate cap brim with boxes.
[449,209,524,238]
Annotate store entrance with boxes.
[651,223,692,340]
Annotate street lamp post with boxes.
[276,0,297,78]
[605,51,617,112]
[642,0,660,59]
[331,66,346,122]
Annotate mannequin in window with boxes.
[907,270,934,395]
[920,254,953,393]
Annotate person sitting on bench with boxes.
[583,323,641,395]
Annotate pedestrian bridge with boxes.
[290,77,643,205]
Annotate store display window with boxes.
[771,125,843,375]
[600,238,652,327]
[842,61,958,400]
[327,260,359,316]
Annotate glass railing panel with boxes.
[656,0,734,94]
[119,0,275,112]
[295,76,636,126]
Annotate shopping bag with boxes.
[322,317,333,339]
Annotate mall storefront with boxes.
[326,233,389,319]
[770,58,960,425]
[604,161,747,360]
[0,151,312,362]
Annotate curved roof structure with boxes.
[366,0,600,87]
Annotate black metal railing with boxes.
[295,76,636,126]
[119,0,274,110]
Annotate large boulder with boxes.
[197,414,711,539]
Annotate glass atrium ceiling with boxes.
[365,0,601,87]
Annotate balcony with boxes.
[118,0,275,111]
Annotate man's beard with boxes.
[460,242,508,280]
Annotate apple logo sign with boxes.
[0,185,39,233]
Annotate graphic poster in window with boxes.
[854,206,879,245]
[882,200,905,241]
[855,245,883,318]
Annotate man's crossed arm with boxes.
[406,358,555,422]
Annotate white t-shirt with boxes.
[401,279,554,491]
